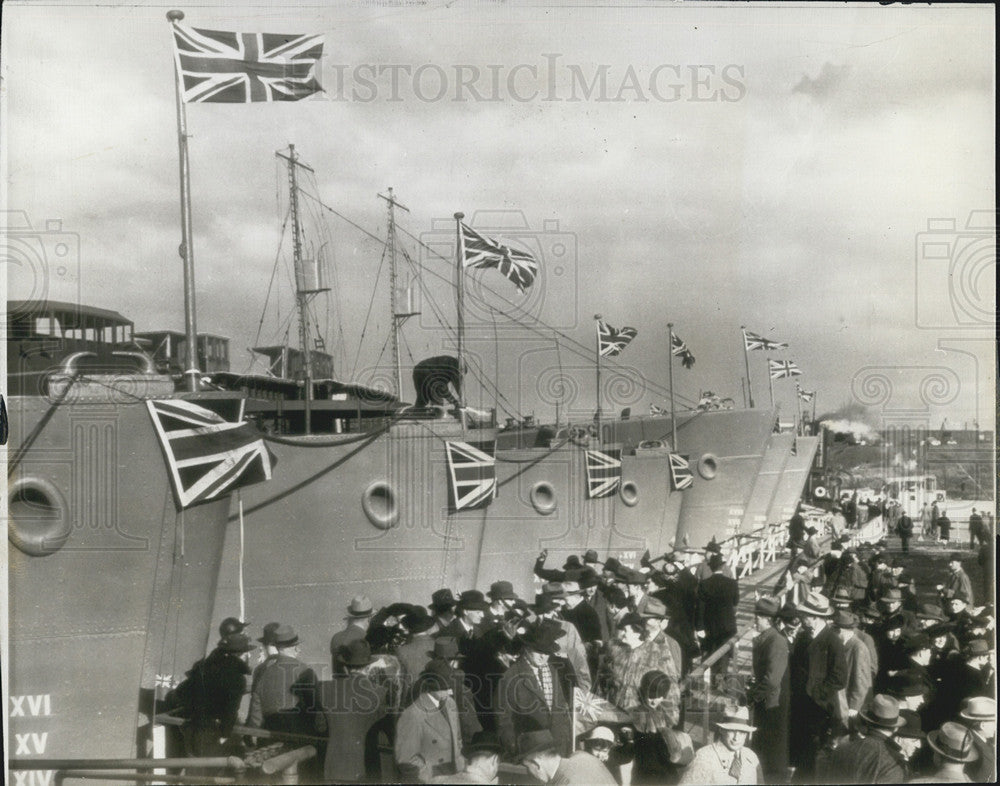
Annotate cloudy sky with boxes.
[2,1,995,430]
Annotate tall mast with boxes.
[378,187,412,399]
[276,144,325,434]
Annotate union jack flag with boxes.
[460,222,539,293]
[671,332,695,369]
[650,403,667,416]
[768,359,803,379]
[743,329,788,351]
[147,400,275,509]
[171,24,324,103]
[597,320,638,357]
[797,386,816,402]
[585,449,622,498]
[445,441,497,511]
[669,453,694,490]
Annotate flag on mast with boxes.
[671,333,695,369]
[459,222,539,293]
[797,387,816,402]
[650,403,667,416]
[597,320,638,357]
[172,24,324,103]
[743,329,789,351]
[445,441,497,511]
[669,453,694,490]
[768,359,803,379]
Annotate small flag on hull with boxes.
[650,403,667,416]
[445,440,497,511]
[743,329,789,351]
[797,387,816,402]
[768,359,803,379]
[669,453,694,490]
[460,222,539,292]
[671,333,695,369]
[147,400,275,509]
[171,24,324,103]
[586,449,622,498]
[597,320,638,357]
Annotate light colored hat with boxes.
[581,725,616,745]
[561,581,582,595]
[796,591,834,617]
[715,704,756,733]
[960,696,996,722]
[927,722,980,763]
[347,595,374,617]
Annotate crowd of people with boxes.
[168,512,995,785]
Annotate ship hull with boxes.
[215,408,779,671]
[6,392,231,763]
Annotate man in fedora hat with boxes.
[485,581,520,623]
[496,622,574,758]
[424,637,482,745]
[679,703,762,785]
[246,624,320,738]
[959,696,996,783]
[637,596,684,685]
[834,609,875,726]
[943,552,975,608]
[429,588,458,635]
[534,585,592,692]
[748,597,790,781]
[533,548,571,583]
[435,590,489,643]
[910,721,980,783]
[430,731,503,784]
[696,552,740,682]
[817,694,907,784]
[330,595,374,673]
[396,660,464,782]
[799,591,847,774]
[173,632,256,756]
[396,607,438,690]
[320,639,388,783]
[517,728,616,785]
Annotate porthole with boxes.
[697,454,718,480]
[530,481,557,516]
[362,481,399,530]
[8,477,71,556]
[620,480,639,507]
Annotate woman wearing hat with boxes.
[629,670,694,785]
[602,613,680,726]
[679,704,761,784]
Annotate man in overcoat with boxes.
[748,598,790,780]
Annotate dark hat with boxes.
[619,611,645,632]
[638,596,668,619]
[831,586,854,605]
[833,609,858,629]
[883,614,906,631]
[707,553,725,572]
[520,621,564,655]
[859,694,905,730]
[578,569,600,590]
[897,709,925,740]
[257,621,281,645]
[924,620,956,640]
[516,729,558,761]
[463,731,503,758]
[583,549,603,565]
[886,671,928,698]
[705,538,722,554]
[218,632,256,653]
[859,601,883,620]
[777,604,801,623]
[916,603,946,622]
[948,552,964,562]
[602,557,623,575]
[963,639,991,658]
[533,594,561,615]
[620,568,648,586]
[755,598,780,617]
[428,636,464,661]
[562,555,583,570]
[403,606,436,635]
[880,588,903,603]
[540,582,567,599]
[340,639,375,668]
[927,722,979,763]
[488,581,518,601]
[431,588,457,610]
[901,631,930,653]
[219,617,250,637]
[417,659,454,694]
[381,602,417,621]
[347,595,374,617]
[458,589,490,612]
[804,525,818,535]
[271,624,300,647]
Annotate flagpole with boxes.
[168,10,200,392]
[767,357,775,407]
[454,212,466,414]
[796,384,803,436]
[594,315,602,427]
[740,326,754,408]
[668,323,677,449]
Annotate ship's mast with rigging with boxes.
[276,144,328,434]
[378,187,417,399]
